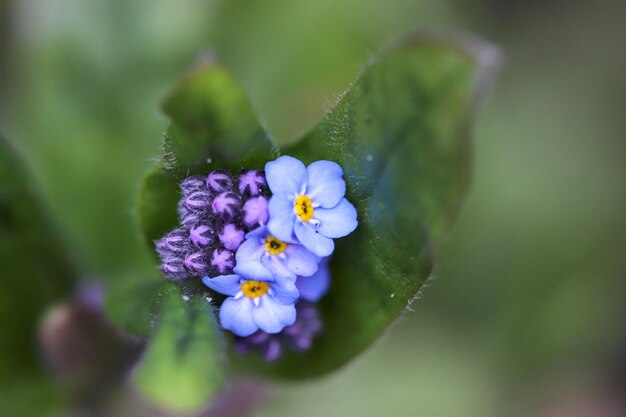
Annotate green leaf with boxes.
[235,34,497,378]
[160,58,276,175]
[135,286,225,413]
[134,33,497,388]
[0,135,77,380]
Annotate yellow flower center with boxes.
[264,236,287,255]
[241,280,270,298]
[294,195,314,222]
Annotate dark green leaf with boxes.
[235,34,497,378]
[160,58,276,175]
[135,287,225,413]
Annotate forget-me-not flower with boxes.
[266,156,358,257]
[235,226,320,281]
[202,274,299,337]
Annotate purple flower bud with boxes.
[180,209,206,230]
[211,192,241,221]
[189,223,214,248]
[155,238,172,259]
[238,170,267,197]
[242,196,269,228]
[161,256,188,279]
[261,339,283,362]
[218,223,245,251]
[206,170,233,193]
[161,228,190,254]
[184,251,210,276]
[184,190,212,212]
[180,176,205,196]
[233,302,322,362]
[211,248,234,274]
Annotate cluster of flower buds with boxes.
[156,169,269,280]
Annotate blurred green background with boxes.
[1,0,625,416]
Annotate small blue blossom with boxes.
[202,274,299,337]
[296,257,331,302]
[234,226,320,281]
[266,156,358,257]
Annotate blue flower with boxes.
[296,257,331,302]
[234,226,320,281]
[202,274,299,337]
[266,156,358,257]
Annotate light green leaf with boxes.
[135,286,225,413]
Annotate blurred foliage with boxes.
[0,135,76,416]
[0,0,625,416]
[0,135,75,378]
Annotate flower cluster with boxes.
[156,156,357,358]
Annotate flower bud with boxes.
[161,256,188,279]
[161,228,190,254]
[189,223,214,248]
[184,251,211,276]
[184,190,212,212]
[206,170,233,193]
[238,170,267,197]
[210,248,234,274]
[155,238,171,259]
[211,192,241,221]
[180,176,205,196]
[180,209,204,229]
[242,196,269,228]
[218,223,245,251]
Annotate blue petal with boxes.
[202,274,241,296]
[284,243,321,277]
[306,160,346,208]
[252,296,296,334]
[265,156,307,195]
[296,257,331,302]
[220,297,258,337]
[269,276,300,304]
[315,198,358,238]
[261,255,296,280]
[294,221,334,257]
[233,237,273,281]
[268,193,297,241]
